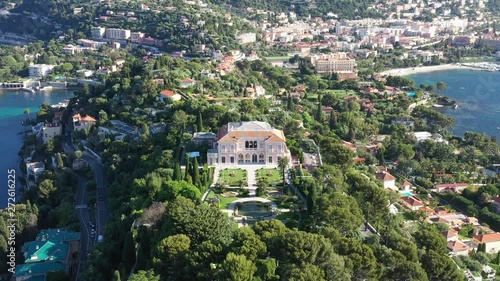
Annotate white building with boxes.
[26,162,45,182]
[42,123,62,144]
[473,233,500,253]
[26,162,45,189]
[72,114,96,131]
[105,28,131,40]
[207,121,291,166]
[91,27,106,39]
[309,53,356,74]
[28,64,55,79]
[130,32,145,43]
[375,171,396,190]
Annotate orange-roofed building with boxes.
[473,233,500,253]
[207,121,290,166]
[401,196,424,211]
[442,230,458,242]
[181,78,195,88]
[73,113,97,131]
[159,89,182,102]
[375,171,396,190]
[447,240,470,256]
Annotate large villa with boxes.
[207,121,291,165]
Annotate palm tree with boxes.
[23,108,30,139]
[278,157,290,188]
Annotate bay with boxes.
[406,69,500,139]
[0,90,75,209]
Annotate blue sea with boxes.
[0,90,75,209]
[407,69,500,139]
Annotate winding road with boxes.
[64,117,110,281]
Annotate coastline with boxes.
[380,64,476,76]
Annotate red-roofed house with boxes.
[401,196,424,211]
[353,157,366,164]
[375,171,396,190]
[159,89,182,102]
[447,240,470,256]
[73,114,96,131]
[442,230,458,242]
[435,183,469,193]
[207,121,291,166]
[181,78,195,88]
[473,233,500,253]
[341,140,357,152]
[322,106,334,115]
[401,180,413,191]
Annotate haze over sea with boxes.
[0,90,74,209]
[407,69,500,139]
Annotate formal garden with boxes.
[218,168,248,187]
[256,168,283,186]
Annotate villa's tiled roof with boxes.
[473,232,500,243]
[218,121,286,143]
[447,240,468,252]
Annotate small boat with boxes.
[433,104,444,108]
[453,104,459,109]
[460,87,465,90]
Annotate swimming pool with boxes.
[407,92,416,97]
[401,191,413,197]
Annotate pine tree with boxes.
[112,270,121,281]
[197,112,203,132]
[122,231,136,275]
[192,157,200,187]
[174,162,181,181]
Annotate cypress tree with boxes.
[316,96,323,122]
[197,112,203,132]
[122,231,136,275]
[495,251,500,265]
[174,162,181,181]
[136,226,151,271]
[185,155,191,181]
[287,92,294,111]
[193,157,200,187]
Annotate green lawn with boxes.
[206,191,240,209]
[256,168,283,185]
[276,211,296,221]
[218,195,239,209]
[219,168,247,186]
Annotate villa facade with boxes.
[207,121,291,165]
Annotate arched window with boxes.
[249,141,253,148]
[253,141,257,148]
[245,141,249,148]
